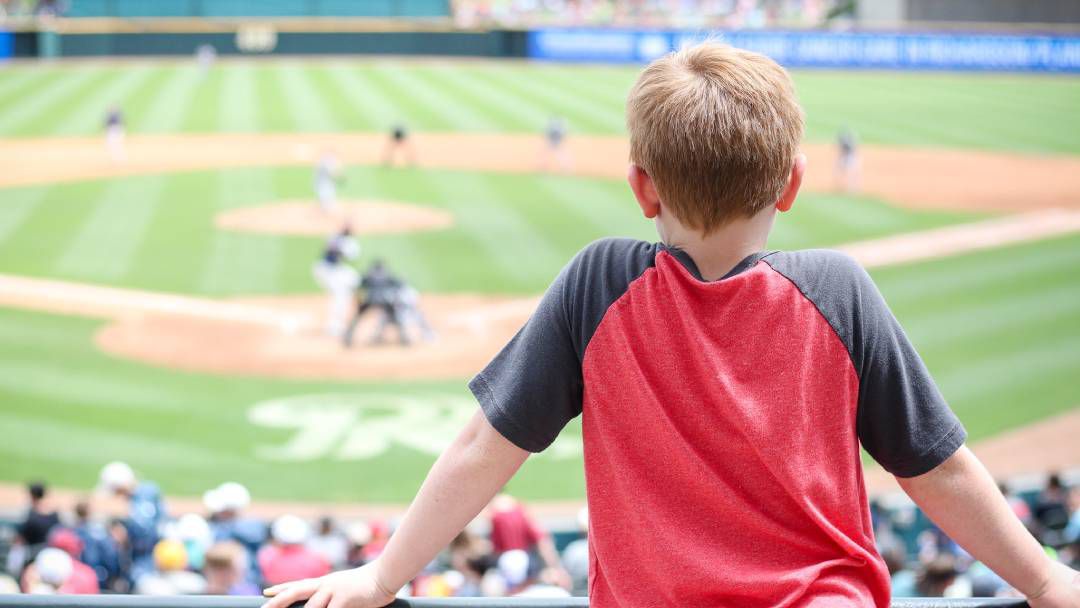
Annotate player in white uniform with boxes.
[314,151,342,213]
[312,225,360,337]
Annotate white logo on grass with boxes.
[247,393,581,462]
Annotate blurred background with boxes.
[0,0,1077,601]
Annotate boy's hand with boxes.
[262,563,396,608]
[1027,561,1080,608]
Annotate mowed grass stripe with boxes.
[0,180,107,278]
[368,64,496,131]
[218,62,263,132]
[420,65,551,131]
[318,63,399,130]
[53,174,166,282]
[431,172,566,290]
[0,67,108,135]
[126,65,203,133]
[197,168,283,295]
[0,187,50,246]
[179,65,227,132]
[123,171,218,293]
[44,65,160,136]
[0,66,59,105]
[273,61,343,132]
[472,65,625,133]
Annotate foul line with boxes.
[0,209,1078,325]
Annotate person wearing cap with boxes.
[205,482,267,583]
[98,462,167,581]
[257,515,331,586]
[134,539,207,595]
[23,548,72,594]
[43,528,100,594]
[308,516,348,570]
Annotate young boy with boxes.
[263,43,1080,607]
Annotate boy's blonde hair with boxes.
[626,42,805,233]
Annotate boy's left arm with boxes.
[262,411,530,608]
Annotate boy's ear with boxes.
[776,154,806,213]
[627,164,661,219]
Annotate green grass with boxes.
[0,59,1076,502]
[0,165,977,296]
[1,233,1076,502]
[1,61,1079,153]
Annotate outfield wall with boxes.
[4,19,1079,73]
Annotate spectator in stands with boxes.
[6,481,60,577]
[344,521,373,569]
[880,542,917,597]
[447,528,491,597]
[42,528,99,594]
[17,481,60,547]
[22,548,71,594]
[72,500,123,591]
[559,507,589,597]
[1035,473,1072,540]
[487,494,568,587]
[173,513,213,572]
[205,481,265,584]
[203,541,259,596]
[257,515,331,586]
[98,462,166,581]
[307,516,348,570]
[916,556,961,597]
[133,539,206,595]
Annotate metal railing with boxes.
[0,595,1030,607]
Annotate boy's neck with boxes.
[660,209,774,281]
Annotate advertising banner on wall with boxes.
[527,29,1080,72]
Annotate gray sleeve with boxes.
[765,251,966,478]
[469,238,655,452]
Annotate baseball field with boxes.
[0,58,1078,510]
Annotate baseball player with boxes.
[542,116,570,173]
[312,225,360,337]
[382,122,416,167]
[378,282,436,344]
[195,44,217,78]
[835,126,860,193]
[104,105,125,162]
[342,260,409,347]
[314,151,343,213]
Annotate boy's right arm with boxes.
[897,446,1080,607]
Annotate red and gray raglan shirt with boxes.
[469,238,967,608]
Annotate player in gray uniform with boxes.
[542,116,570,173]
[314,151,342,213]
[835,126,860,193]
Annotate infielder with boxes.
[382,123,416,167]
[104,105,125,161]
[314,151,343,213]
[835,126,860,193]
[542,116,570,173]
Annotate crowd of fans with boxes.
[1,462,1077,599]
[0,463,584,598]
[451,0,853,29]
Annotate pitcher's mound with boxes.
[215,200,455,236]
